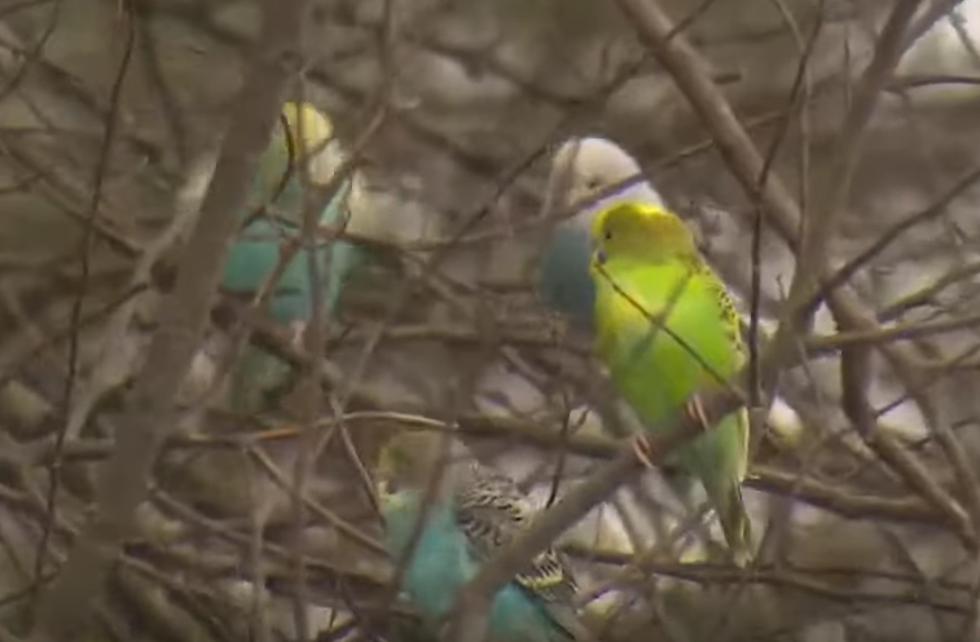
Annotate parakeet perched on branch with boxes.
[220,102,362,412]
[376,431,587,642]
[538,137,664,331]
[588,201,752,565]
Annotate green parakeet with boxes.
[588,201,752,564]
[538,137,664,331]
[376,431,587,642]
[220,101,361,412]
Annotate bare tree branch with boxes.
[27,0,312,637]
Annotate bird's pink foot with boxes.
[631,435,656,469]
[684,394,710,432]
[631,395,710,469]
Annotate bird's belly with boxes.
[611,331,706,430]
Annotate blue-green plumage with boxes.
[381,490,577,642]
[221,176,357,324]
[537,215,595,331]
[219,102,363,413]
[377,432,585,642]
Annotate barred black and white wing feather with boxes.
[455,462,585,640]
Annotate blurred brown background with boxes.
[2,0,980,640]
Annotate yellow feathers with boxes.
[589,202,698,267]
[253,102,344,203]
[280,101,334,160]
[377,430,454,491]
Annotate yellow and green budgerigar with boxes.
[588,201,752,564]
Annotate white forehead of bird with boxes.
[548,137,664,215]
[553,137,641,191]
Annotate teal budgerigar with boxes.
[377,431,588,642]
[588,201,752,565]
[221,102,362,412]
[537,137,664,332]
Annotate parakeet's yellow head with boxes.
[280,102,334,161]
[376,430,452,493]
[590,202,696,267]
[256,102,342,200]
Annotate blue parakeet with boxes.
[537,137,664,332]
[221,102,361,412]
[377,431,588,642]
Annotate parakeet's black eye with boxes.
[604,228,613,240]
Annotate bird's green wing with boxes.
[692,259,750,481]
[596,251,752,563]
[695,259,746,364]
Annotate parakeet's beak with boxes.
[594,248,608,266]
[375,478,412,516]
[377,478,394,500]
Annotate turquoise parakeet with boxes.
[376,431,587,642]
[588,201,752,564]
[537,137,664,331]
[221,102,361,412]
